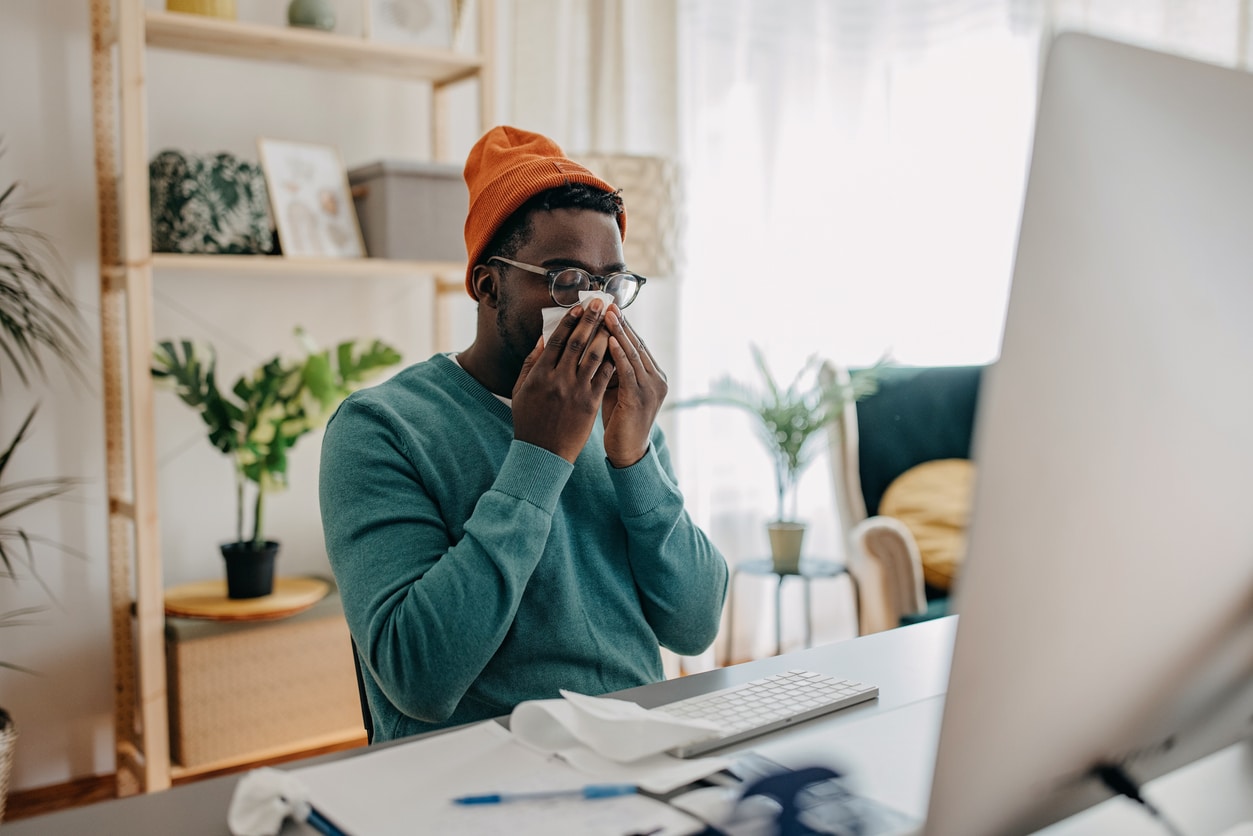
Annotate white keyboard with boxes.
[655,669,879,757]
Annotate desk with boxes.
[726,558,853,661]
[9,618,1252,835]
[7,620,952,836]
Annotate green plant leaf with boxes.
[302,351,336,412]
[0,168,89,389]
[338,339,403,386]
[0,406,85,643]
[0,605,45,674]
[152,340,238,453]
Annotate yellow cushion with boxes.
[879,459,975,592]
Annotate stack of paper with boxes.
[287,690,733,835]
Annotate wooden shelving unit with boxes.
[88,0,492,795]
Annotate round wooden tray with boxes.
[163,576,330,622]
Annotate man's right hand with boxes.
[512,298,617,464]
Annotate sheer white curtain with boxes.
[674,0,1253,660]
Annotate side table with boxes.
[163,575,329,621]
[725,558,857,663]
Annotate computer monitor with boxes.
[924,32,1253,836]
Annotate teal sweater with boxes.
[319,353,729,742]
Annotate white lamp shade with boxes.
[572,153,685,280]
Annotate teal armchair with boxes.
[822,363,984,634]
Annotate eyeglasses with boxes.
[488,256,647,309]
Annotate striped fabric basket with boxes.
[0,708,16,824]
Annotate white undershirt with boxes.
[448,351,511,406]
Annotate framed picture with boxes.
[363,0,456,48]
[257,138,365,259]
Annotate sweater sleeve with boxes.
[320,396,573,724]
[606,426,729,656]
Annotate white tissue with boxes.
[541,307,567,344]
[578,289,616,308]
[509,690,729,793]
[560,689,720,762]
[539,291,617,345]
[227,767,312,836]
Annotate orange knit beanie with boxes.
[462,125,626,299]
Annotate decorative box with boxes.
[149,149,275,255]
[348,160,466,262]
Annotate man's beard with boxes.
[495,287,537,371]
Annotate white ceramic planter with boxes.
[767,521,806,574]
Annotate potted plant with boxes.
[152,328,401,598]
[674,344,880,573]
[1,158,88,821]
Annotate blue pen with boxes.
[304,803,353,836]
[276,792,352,836]
[453,784,638,805]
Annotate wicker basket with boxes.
[165,0,237,19]
[165,591,362,768]
[0,708,16,825]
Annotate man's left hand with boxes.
[601,309,667,468]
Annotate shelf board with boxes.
[169,728,367,783]
[145,10,483,84]
[151,253,465,290]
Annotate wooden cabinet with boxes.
[88,0,492,794]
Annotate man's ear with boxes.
[471,264,499,307]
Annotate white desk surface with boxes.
[9,616,1251,835]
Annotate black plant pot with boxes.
[219,540,279,599]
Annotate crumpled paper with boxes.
[510,689,730,793]
[227,766,312,836]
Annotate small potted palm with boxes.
[675,345,880,573]
[152,328,401,598]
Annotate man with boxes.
[320,126,728,743]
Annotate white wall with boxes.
[0,0,684,795]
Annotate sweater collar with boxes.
[431,353,514,423]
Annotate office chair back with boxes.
[350,640,374,744]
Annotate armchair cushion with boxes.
[879,458,974,592]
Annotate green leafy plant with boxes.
[1,175,87,389]
[1,155,88,674]
[674,344,881,522]
[152,328,401,549]
[0,409,80,674]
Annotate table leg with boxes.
[775,576,784,657]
